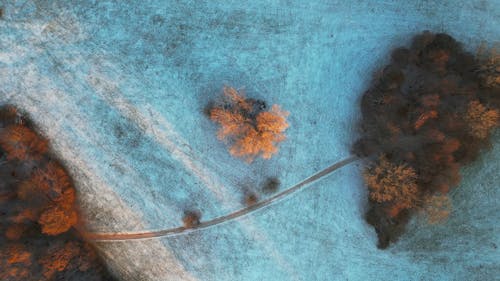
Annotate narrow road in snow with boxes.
[84,156,358,241]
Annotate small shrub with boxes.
[262,177,280,194]
[243,191,258,206]
[182,210,201,228]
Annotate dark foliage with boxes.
[0,105,117,280]
[262,177,280,194]
[353,32,499,248]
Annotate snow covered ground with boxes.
[0,0,498,280]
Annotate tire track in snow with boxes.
[84,156,357,241]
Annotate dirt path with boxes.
[83,156,358,241]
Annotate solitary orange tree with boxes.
[210,87,289,162]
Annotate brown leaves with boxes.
[210,87,289,162]
[0,106,112,280]
[38,205,78,236]
[421,194,452,224]
[31,162,73,202]
[7,247,32,265]
[364,156,418,210]
[0,244,32,280]
[355,32,500,248]
[182,210,201,227]
[0,240,104,280]
[465,100,499,139]
[414,110,438,130]
[477,47,500,88]
[421,94,440,108]
[0,125,48,161]
[15,161,79,236]
[39,241,80,280]
[256,105,289,133]
[441,138,460,154]
[0,112,78,237]
[210,108,250,140]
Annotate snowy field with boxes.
[0,0,498,280]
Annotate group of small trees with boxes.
[354,32,500,248]
[181,176,281,228]
[0,119,79,238]
[1,239,106,281]
[0,105,115,280]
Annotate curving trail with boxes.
[83,156,358,241]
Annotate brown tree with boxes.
[182,210,201,227]
[363,156,419,209]
[0,125,48,160]
[38,204,78,236]
[477,47,500,88]
[210,107,251,140]
[421,194,452,224]
[0,244,31,280]
[210,87,289,162]
[39,242,80,280]
[465,100,499,139]
[30,161,73,202]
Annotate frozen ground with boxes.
[0,0,498,280]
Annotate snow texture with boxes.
[0,0,498,280]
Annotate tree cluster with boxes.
[0,105,116,280]
[353,32,499,248]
